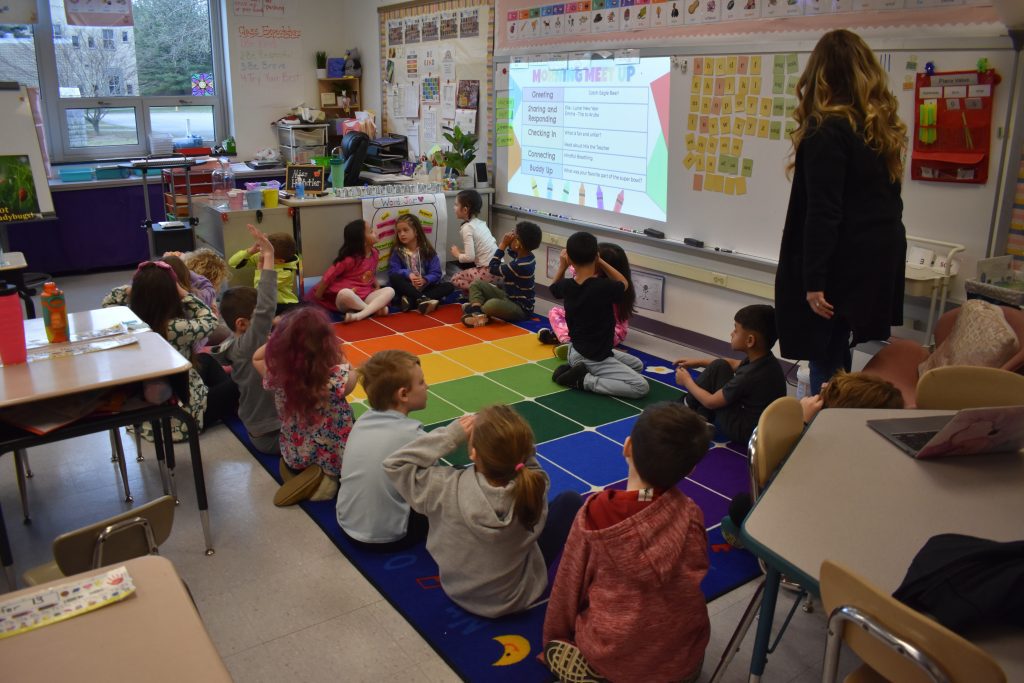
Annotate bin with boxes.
[148,220,195,258]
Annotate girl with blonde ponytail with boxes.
[384,404,582,618]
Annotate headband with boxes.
[134,260,179,284]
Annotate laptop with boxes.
[868,406,1024,459]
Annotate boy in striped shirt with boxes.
[462,221,542,327]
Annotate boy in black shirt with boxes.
[549,232,649,399]
[675,304,787,444]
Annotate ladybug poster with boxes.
[0,155,41,223]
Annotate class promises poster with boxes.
[0,155,42,223]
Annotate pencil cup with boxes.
[262,189,279,208]
[245,190,263,210]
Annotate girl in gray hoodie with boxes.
[384,404,578,618]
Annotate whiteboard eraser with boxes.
[644,228,665,239]
[684,237,704,248]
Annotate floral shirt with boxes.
[264,364,353,477]
[102,286,218,442]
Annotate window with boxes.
[0,0,227,162]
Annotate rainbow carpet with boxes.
[227,303,760,681]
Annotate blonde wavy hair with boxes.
[183,248,230,292]
[789,29,907,184]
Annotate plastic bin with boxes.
[276,125,328,148]
[59,167,94,182]
[281,145,326,164]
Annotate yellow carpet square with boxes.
[492,333,558,361]
[420,351,475,384]
[442,342,529,373]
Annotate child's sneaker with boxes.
[538,328,559,345]
[417,298,439,315]
[544,640,607,683]
[554,343,570,361]
[461,312,489,327]
[398,296,412,312]
[554,363,588,390]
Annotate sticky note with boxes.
[744,117,757,135]
[747,95,759,112]
[715,56,727,75]
[707,173,725,192]
[725,177,737,195]
[708,136,719,154]
[688,113,698,131]
[706,154,716,171]
[714,78,726,97]
[723,117,734,134]
[693,57,704,75]
[772,73,785,95]
[786,53,799,73]
[701,97,712,115]
[750,56,762,75]
[785,120,798,138]
[773,54,785,75]
[683,152,696,169]
[709,117,720,135]
[760,97,772,117]
[769,120,782,140]
[700,79,711,97]
[696,136,708,154]
[785,97,797,117]
[733,116,745,134]
[741,158,754,177]
[699,116,710,134]
[738,55,750,75]
[757,119,770,138]
[786,76,798,97]
[724,77,736,96]
[710,97,721,116]
[772,97,785,117]
[690,94,701,111]
[722,98,733,115]
[719,155,739,175]
[734,95,746,113]
[685,132,696,151]
[692,77,703,94]
[738,77,749,97]
[730,137,743,156]
[749,76,761,95]
[693,174,703,191]
[736,177,747,195]
[696,155,705,172]
[726,55,738,75]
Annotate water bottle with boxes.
[41,281,69,343]
[0,282,27,365]
[295,177,305,200]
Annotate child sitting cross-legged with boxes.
[461,220,542,327]
[229,232,302,315]
[543,402,712,683]
[387,214,454,314]
[336,350,430,546]
[549,231,649,399]
[449,189,498,294]
[675,304,787,445]
[383,404,583,618]
[311,219,395,322]
[210,224,281,455]
[254,306,356,505]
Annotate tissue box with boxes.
[326,58,347,78]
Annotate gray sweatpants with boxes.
[568,345,650,399]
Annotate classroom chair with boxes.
[710,396,809,683]
[22,495,176,587]
[916,366,1024,410]
[820,559,1006,683]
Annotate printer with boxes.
[363,134,409,174]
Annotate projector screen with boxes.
[505,56,671,222]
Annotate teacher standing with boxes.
[776,29,908,392]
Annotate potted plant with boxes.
[315,51,327,79]
[442,125,478,189]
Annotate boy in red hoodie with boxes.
[543,402,711,683]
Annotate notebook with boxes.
[867,406,1024,459]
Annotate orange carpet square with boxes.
[341,344,371,368]
[406,325,480,352]
[351,334,432,357]
[461,319,531,342]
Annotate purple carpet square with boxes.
[536,431,627,488]
[595,415,638,445]
[678,478,731,528]
[689,447,751,499]
[539,459,593,500]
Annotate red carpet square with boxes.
[331,318,391,342]
[406,325,480,352]
[379,311,446,333]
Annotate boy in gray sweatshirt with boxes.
[211,224,281,454]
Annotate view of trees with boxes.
[133,0,214,96]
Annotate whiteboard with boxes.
[495,43,1016,281]
[0,84,55,222]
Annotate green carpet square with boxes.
[536,389,641,427]
[430,375,523,413]
[411,392,464,424]
[536,357,564,372]
[510,400,582,444]
[425,419,470,467]
[486,364,567,398]
[619,378,686,410]
[352,401,368,419]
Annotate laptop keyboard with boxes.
[893,431,939,452]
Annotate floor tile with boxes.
[509,400,581,444]
[419,352,475,384]
[618,376,686,410]
[352,401,368,419]
[536,357,564,372]
[536,390,641,427]
[424,420,470,468]
[486,364,565,398]
[332,318,392,342]
[380,311,446,333]
[491,332,559,361]
[406,325,480,352]
[678,478,731,528]
[536,431,628,488]
[538,459,593,500]
[351,333,432,357]
[429,376,523,413]
[342,344,372,368]
[461,319,531,342]
[426,303,465,324]
[410,392,464,425]
[689,447,750,499]
[595,415,640,445]
[442,342,526,373]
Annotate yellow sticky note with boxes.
[750,56,762,75]
[690,94,701,112]
[734,117,745,135]
[691,77,702,94]
[759,97,772,117]
[722,98,733,115]
[706,154,716,171]
[688,113,698,131]
[708,136,719,154]
[726,55,738,75]
[731,137,743,157]
[738,77,749,97]
[695,155,705,172]
[734,96,746,114]
[702,77,713,96]
[757,118,770,138]
[720,117,732,135]
[736,177,747,195]
[724,77,736,96]
[709,118,720,135]
[748,77,761,95]
[683,152,696,169]
[696,136,707,154]
[746,95,759,112]
[701,97,713,115]
[707,173,725,192]
[724,177,737,195]
[685,133,696,151]
[744,117,757,135]
[715,56,727,75]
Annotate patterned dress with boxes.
[102,286,218,441]
[264,364,354,477]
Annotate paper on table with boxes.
[22,335,140,364]
[24,321,147,350]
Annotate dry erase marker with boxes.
[578,184,586,206]
[531,178,539,197]
[562,182,571,202]
[613,190,624,213]
[546,178,553,199]
[597,186,604,210]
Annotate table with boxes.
[0,555,232,681]
[740,408,1024,682]
[0,307,216,588]
[0,250,34,318]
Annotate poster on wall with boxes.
[1,0,37,23]
[388,19,404,45]
[405,17,421,44]
[456,80,480,109]
[439,11,459,40]
[460,8,480,37]
[0,155,42,223]
[422,14,440,41]
[361,193,449,272]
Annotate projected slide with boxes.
[505,57,671,222]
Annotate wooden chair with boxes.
[916,366,1024,410]
[709,396,807,683]
[820,560,1006,683]
[22,495,176,587]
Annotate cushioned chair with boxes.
[862,305,1024,408]
[820,560,1006,683]
[22,495,176,586]
[916,366,1024,410]
[341,131,370,187]
[709,396,807,683]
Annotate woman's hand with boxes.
[806,291,834,319]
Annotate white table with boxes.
[741,408,1024,681]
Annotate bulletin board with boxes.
[377,0,494,171]
[493,41,1017,282]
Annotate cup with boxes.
[227,190,243,210]
[245,190,263,210]
[262,188,279,208]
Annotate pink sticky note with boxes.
[693,174,703,191]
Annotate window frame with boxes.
[30,0,228,163]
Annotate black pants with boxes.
[682,358,747,443]
[196,352,239,429]
[538,490,584,568]
[387,272,454,306]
